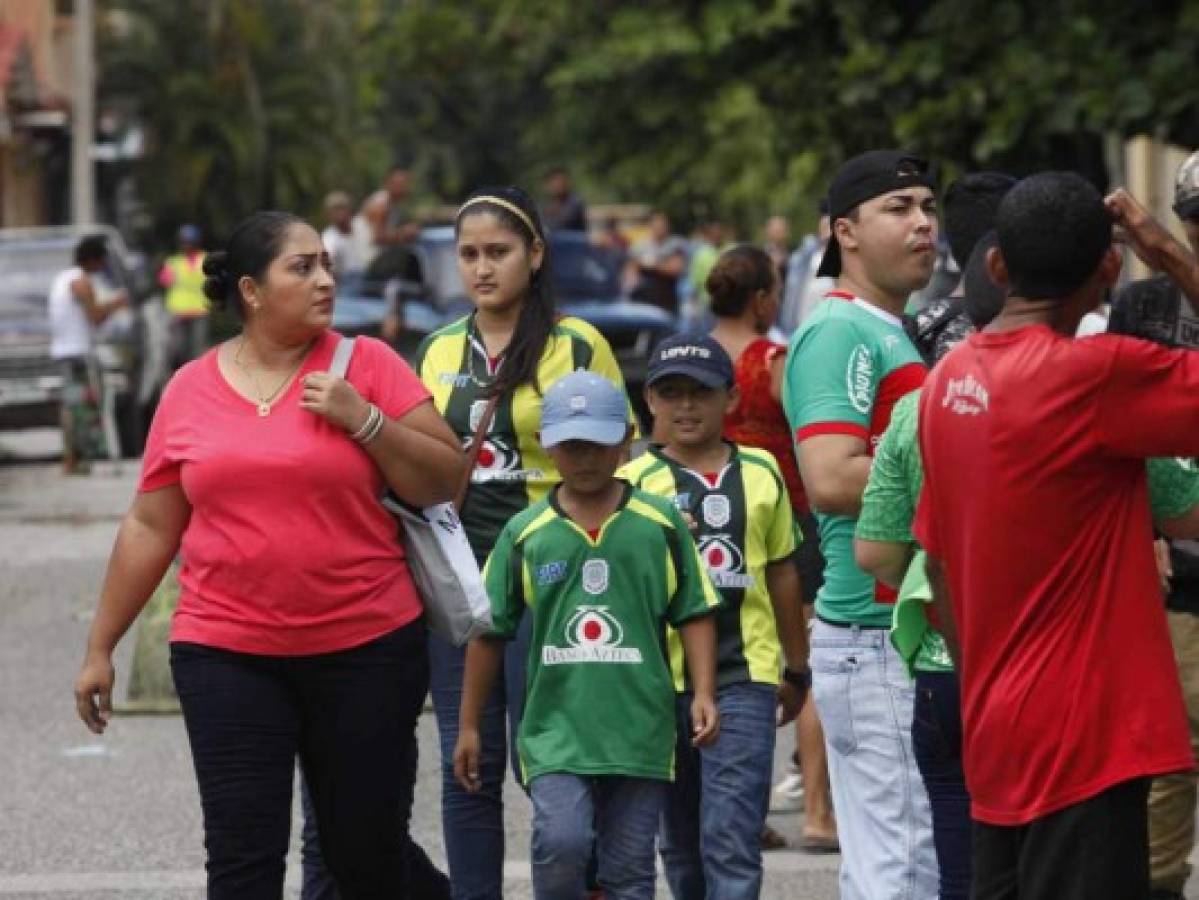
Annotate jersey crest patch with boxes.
[702,494,731,528]
[469,399,492,433]
[582,558,610,595]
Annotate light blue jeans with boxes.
[529,773,665,900]
[809,619,937,900]
[659,682,777,900]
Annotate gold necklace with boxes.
[233,337,311,417]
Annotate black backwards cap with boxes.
[817,150,937,278]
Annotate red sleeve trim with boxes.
[795,421,870,443]
[881,361,929,395]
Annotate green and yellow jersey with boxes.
[620,444,799,691]
[415,313,628,561]
[483,484,721,782]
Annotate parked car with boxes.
[0,227,168,456]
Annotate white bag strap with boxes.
[329,336,357,378]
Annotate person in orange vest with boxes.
[159,224,209,367]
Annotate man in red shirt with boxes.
[915,171,1199,900]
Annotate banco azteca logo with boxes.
[698,534,754,589]
[542,605,643,665]
[464,434,542,483]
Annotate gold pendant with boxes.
[257,402,271,417]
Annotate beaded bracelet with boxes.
[350,404,381,443]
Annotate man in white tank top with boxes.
[49,235,128,473]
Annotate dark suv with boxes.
[0,227,167,455]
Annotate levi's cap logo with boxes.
[658,344,711,361]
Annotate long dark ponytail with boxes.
[455,186,556,397]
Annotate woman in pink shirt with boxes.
[72,211,464,898]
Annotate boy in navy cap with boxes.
[623,334,810,899]
[456,370,720,900]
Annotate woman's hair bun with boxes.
[201,250,232,306]
[705,265,738,304]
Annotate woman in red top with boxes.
[72,211,464,898]
[708,245,837,851]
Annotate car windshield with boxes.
[421,233,621,307]
[0,245,72,320]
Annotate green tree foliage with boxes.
[100,0,1199,241]
[101,0,388,241]
[367,0,588,200]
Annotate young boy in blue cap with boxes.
[622,333,810,900]
[454,370,720,900]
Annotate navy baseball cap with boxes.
[540,371,629,448]
[646,332,735,389]
[817,150,936,278]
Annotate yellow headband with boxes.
[457,195,540,240]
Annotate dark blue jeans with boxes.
[169,622,428,900]
[530,773,666,900]
[912,670,971,900]
[659,682,777,900]
[428,613,530,900]
[298,742,450,900]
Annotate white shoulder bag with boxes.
[330,337,493,646]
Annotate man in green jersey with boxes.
[455,371,720,900]
[782,149,939,898]
[622,333,810,899]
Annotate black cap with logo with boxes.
[646,332,735,389]
[817,150,937,278]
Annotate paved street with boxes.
[5,428,1199,899]
[0,429,842,898]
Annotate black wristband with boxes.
[782,666,812,690]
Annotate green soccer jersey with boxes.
[857,389,1199,675]
[620,444,799,691]
[483,484,721,783]
[782,292,927,626]
[855,390,950,673]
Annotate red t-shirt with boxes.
[914,325,1199,825]
[140,330,431,656]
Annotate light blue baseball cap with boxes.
[540,371,629,448]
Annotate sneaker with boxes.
[770,769,804,812]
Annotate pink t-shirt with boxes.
[140,330,431,655]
